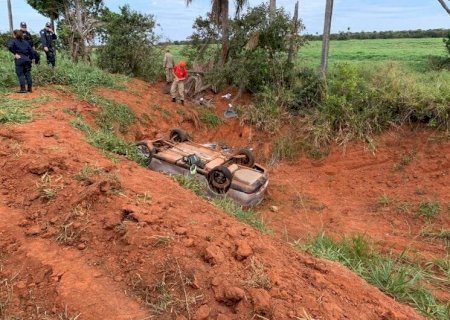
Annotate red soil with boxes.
[0,81,443,319]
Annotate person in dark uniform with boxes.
[20,22,41,64]
[20,22,40,64]
[8,30,34,93]
[40,22,57,67]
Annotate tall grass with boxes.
[295,233,450,320]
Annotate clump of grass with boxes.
[173,175,206,197]
[0,95,52,124]
[55,222,83,245]
[292,194,326,212]
[87,96,136,134]
[200,111,222,128]
[152,235,174,247]
[74,164,103,183]
[132,273,174,315]
[421,227,450,246]
[71,115,147,166]
[393,151,416,171]
[295,233,450,320]
[56,305,81,320]
[36,172,62,200]
[136,192,152,204]
[418,201,441,218]
[212,197,271,234]
[244,258,272,290]
[377,195,392,207]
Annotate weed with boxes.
[173,175,206,197]
[56,306,81,320]
[160,109,172,120]
[418,201,441,218]
[421,227,450,246]
[55,222,83,245]
[396,201,413,214]
[415,188,426,196]
[136,192,152,204]
[74,164,103,183]
[292,194,326,212]
[36,172,62,200]
[132,273,174,315]
[393,151,416,171]
[295,233,450,320]
[212,198,271,234]
[152,235,174,247]
[377,195,392,207]
[89,96,136,134]
[199,112,222,128]
[245,258,272,290]
[0,272,19,318]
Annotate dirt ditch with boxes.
[0,82,445,319]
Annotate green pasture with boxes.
[298,38,447,71]
[169,38,447,72]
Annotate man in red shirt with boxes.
[171,60,188,105]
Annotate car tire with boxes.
[208,166,232,194]
[235,148,255,167]
[170,128,188,143]
[136,142,153,166]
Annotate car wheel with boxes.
[235,148,255,167]
[170,128,188,143]
[136,142,153,166]
[208,166,232,194]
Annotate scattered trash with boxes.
[221,93,232,100]
[224,103,238,119]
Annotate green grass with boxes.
[0,95,53,124]
[295,233,450,320]
[172,174,270,234]
[418,201,441,218]
[298,38,448,72]
[199,111,223,128]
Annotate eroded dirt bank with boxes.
[0,88,426,319]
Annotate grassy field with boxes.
[170,38,447,72]
[298,38,447,71]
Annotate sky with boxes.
[1,0,449,40]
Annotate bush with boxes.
[97,5,162,82]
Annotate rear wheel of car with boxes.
[170,128,188,143]
[235,148,255,167]
[136,142,153,166]
[208,166,232,194]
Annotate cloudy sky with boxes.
[1,0,449,40]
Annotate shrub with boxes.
[97,5,162,82]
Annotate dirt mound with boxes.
[0,88,424,319]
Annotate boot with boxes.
[171,97,176,103]
[27,85,32,93]
[181,100,185,106]
[17,85,27,94]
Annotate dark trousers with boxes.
[45,49,56,67]
[33,50,41,65]
[15,62,32,87]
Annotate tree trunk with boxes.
[51,17,55,31]
[220,0,229,65]
[320,0,334,80]
[269,0,276,19]
[7,0,13,35]
[288,1,299,64]
[437,0,450,15]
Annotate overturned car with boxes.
[136,129,269,206]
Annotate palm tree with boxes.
[186,0,247,64]
[7,0,14,34]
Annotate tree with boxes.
[7,0,13,34]
[27,0,63,29]
[437,0,450,15]
[186,0,247,65]
[320,0,334,79]
[27,0,103,61]
[97,5,160,81]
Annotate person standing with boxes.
[171,60,188,105]
[40,22,57,67]
[20,22,40,64]
[8,30,33,93]
[163,49,174,83]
